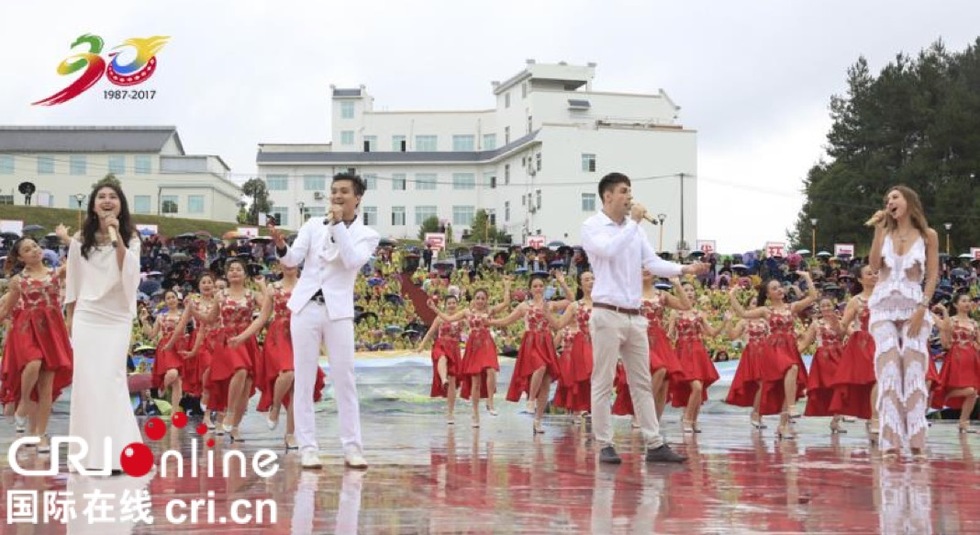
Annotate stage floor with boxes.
[1,366,979,533]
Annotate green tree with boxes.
[91,173,121,191]
[241,178,272,226]
[469,209,509,243]
[417,215,441,240]
[791,39,980,255]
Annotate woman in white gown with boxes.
[65,181,143,473]
[866,185,939,461]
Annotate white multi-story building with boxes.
[0,126,242,222]
[256,61,697,251]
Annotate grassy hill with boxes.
[0,205,266,238]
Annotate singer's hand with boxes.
[630,202,646,223]
[267,222,285,248]
[102,213,119,231]
[682,261,710,276]
[328,204,344,224]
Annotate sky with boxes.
[3,0,978,252]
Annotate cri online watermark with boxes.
[6,416,280,526]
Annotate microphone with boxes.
[104,212,119,247]
[641,212,659,225]
[323,211,334,225]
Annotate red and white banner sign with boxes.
[765,241,786,258]
[525,235,546,249]
[237,227,259,238]
[971,247,980,260]
[136,224,158,236]
[425,233,446,252]
[696,240,716,255]
[834,243,855,257]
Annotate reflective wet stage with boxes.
[2,358,979,534]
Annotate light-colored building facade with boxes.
[0,126,242,222]
[257,61,697,251]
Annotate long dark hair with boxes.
[3,236,37,277]
[80,182,135,259]
[849,263,869,295]
[756,278,778,308]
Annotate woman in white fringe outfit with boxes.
[65,181,143,473]
[866,185,939,461]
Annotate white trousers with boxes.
[290,301,361,454]
[590,307,663,449]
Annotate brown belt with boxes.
[593,302,641,316]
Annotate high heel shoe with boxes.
[750,412,767,430]
[37,435,50,454]
[283,434,298,451]
[959,422,976,434]
[681,420,695,434]
[533,420,544,434]
[13,413,26,434]
[777,413,797,440]
[830,417,847,434]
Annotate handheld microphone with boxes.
[323,211,334,225]
[104,212,119,247]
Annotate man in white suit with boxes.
[270,173,380,469]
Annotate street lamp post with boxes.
[73,193,87,229]
[810,217,818,256]
[657,213,666,252]
[944,222,952,255]
[297,201,305,225]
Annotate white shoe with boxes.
[344,452,368,470]
[265,416,278,431]
[301,449,323,469]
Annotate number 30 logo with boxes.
[33,33,169,106]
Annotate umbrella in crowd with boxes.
[379,238,398,247]
[22,224,44,233]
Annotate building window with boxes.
[0,155,13,174]
[504,164,510,185]
[452,205,475,226]
[504,126,510,145]
[581,193,596,212]
[415,205,437,225]
[187,195,205,214]
[415,173,436,190]
[269,207,288,228]
[363,174,377,190]
[70,155,86,175]
[363,136,376,151]
[522,82,528,98]
[362,206,377,226]
[340,131,354,145]
[133,195,151,214]
[483,173,496,189]
[266,174,288,191]
[415,135,437,151]
[504,201,510,222]
[482,134,496,151]
[535,189,542,209]
[582,153,596,172]
[535,153,541,171]
[392,135,406,152]
[161,195,179,215]
[505,92,510,108]
[340,101,354,119]
[135,155,152,175]
[108,155,125,175]
[452,135,474,151]
[303,174,326,191]
[391,206,405,226]
[527,115,532,134]
[37,156,54,174]
[452,173,475,190]
[392,173,406,190]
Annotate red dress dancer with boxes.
[611,295,682,417]
[829,298,877,420]
[429,319,463,398]
[182,296,216,398]
[256,284,325,412]
[459,313,499,402]
[0,270,73,412]
[150,312,184,390]
[725,319,769,408]
[804,318,845,417]
[931,319,980,411]
[505,306,560,403]
[612,361,634,416]
[757,308,808,416]
[554,303,593,413]
[669,311,720,410]
[208,292,260,415]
